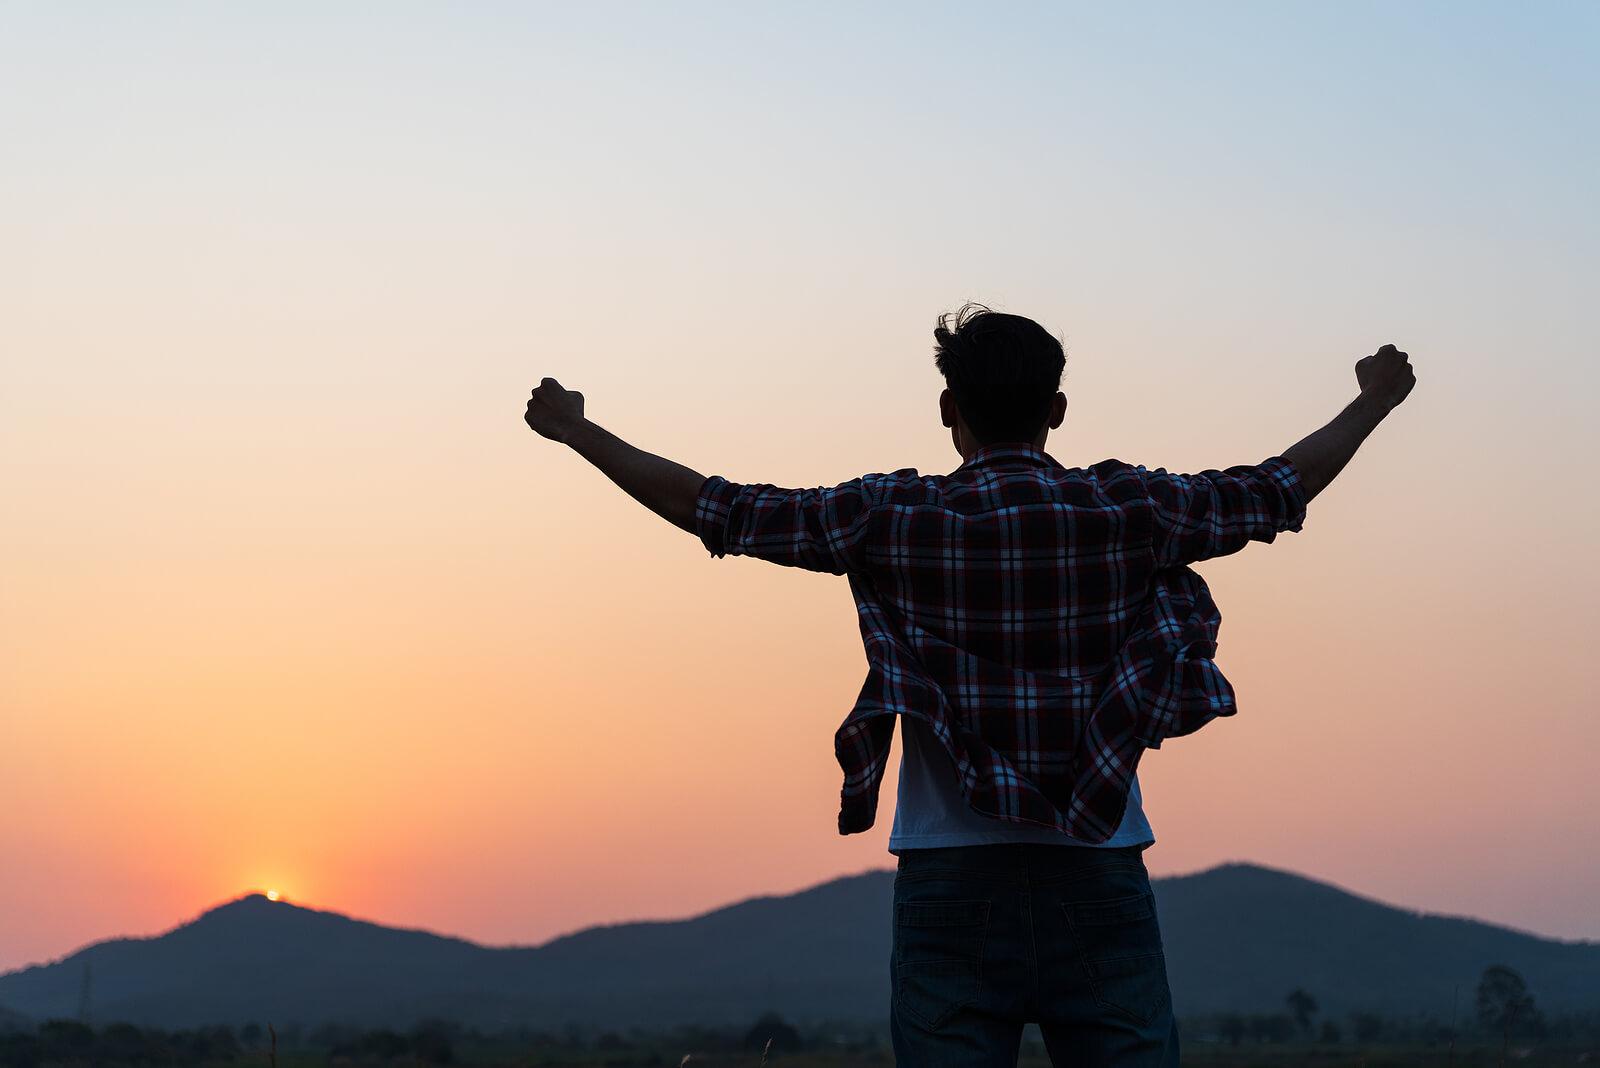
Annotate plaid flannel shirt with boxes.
[695,443,1308,843]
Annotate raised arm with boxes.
[1282,344,1416,503]
[524,378,704,534]
[524,378,875,574]
[1142,344,1416,567]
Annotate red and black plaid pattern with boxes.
[695,444,1307,843]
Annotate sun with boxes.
[265,889,280,902]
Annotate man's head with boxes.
[933,303,1067,457]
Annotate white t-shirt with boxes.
[888,714,1156,854]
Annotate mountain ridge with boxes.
[2,863,1596,1030]
[1162,860,1597,946]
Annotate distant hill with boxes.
[1158,863,1600,1017]
[0,1003,29,1033]
[0,863,1595,1030]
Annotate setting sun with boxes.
[265,890,280,903]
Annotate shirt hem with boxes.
[887,832,1156,855]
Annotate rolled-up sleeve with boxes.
[694,475,876,575]
[1142,456,1308,567]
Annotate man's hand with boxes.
[1281,343,1418,503]
[524,377,586,443]
[1355,344,1416,414]
[522,379,707,534]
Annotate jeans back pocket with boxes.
[893,898,989,1031]
[1062,891,1170,1025]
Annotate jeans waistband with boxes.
[895,841,1150,876]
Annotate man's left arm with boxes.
[525,377,875,574]
[525,377,705,534]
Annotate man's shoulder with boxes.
[851,459,1150,503]
[1082,457,1146,480]
[852,467,941,505]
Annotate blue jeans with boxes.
[890,843,1179,1067]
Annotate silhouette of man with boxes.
[524,305,1415,1066]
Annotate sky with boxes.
[1,2,1596,973]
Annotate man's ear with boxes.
[940,388,959,429]
[1048,392,1068,430]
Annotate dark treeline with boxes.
[1181,1009,1600,1047]
[3,1001,1599,1066]
[1181,965,1595,1053]
[0,1018,458,1067]
[0,1013,874,1066]
[1,1020,244,1067]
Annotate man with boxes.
[523,305,1415,1066]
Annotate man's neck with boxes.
[959,433,1051,462]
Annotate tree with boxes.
[743,1013,803,1055]
[1218,1014,1246,1047]
[1350,1012,1385,1043]
[37,1020,94,1061]
[1476,964,1542,1059]
[410,1019,456,1065]
[1248,1015,1296,1044]
[1286,989,1319,1037]
[97,1023,149,1063]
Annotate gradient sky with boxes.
[2,2,1597,972]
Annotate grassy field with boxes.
[13,1043,1593,1066]
[1174,1045,1589,1067]
[302,1042,1592,1067]
[11,1022,1594,1066]
[261,1051,1590,1068]
[501,1052,1586,1068]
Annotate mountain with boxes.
[0,874,893,1032]
[0,864,1595,1031]
[1158,864,1600,1017]
[0,1003,30,1033]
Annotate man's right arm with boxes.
[1144,344,1416,567]
[1282,344,1416,503]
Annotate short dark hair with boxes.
[933,303,1065,444]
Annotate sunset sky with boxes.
[2,3,1596,972]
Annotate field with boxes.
[8,1019,1595,1067]
[234,1049,1594,1067]
[252,1041,1595,1067]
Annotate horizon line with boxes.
[5,858,1594,978]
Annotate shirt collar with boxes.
[957,442,1061,472]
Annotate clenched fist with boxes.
[524,377,585,443]
[1356,344,1416,413]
